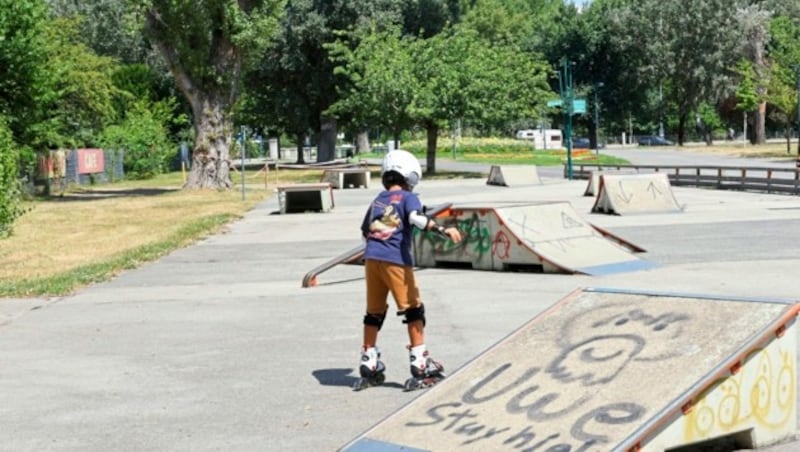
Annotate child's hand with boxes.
[444,227,462,243]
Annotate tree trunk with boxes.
[185,94,232,189]
[743,112,748,146]
[588,121,597,150]
[393,133,401,150]
[677,112,687,146]
[317,116,337,162]
[295,133,305,164]
[425,121,438,175]
[754,101,766,144]
[356,130,370,154]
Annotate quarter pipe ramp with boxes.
[415,202,653,275]
[341,288,800,452]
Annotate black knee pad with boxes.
[363,310,387,330]
[401,304,426,327]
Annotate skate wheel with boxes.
[374,372,386,385]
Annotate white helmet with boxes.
[381,149,422,188]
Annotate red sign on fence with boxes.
[76,148,105,174]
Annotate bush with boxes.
[99,98,184,179]
[403,137,536,155]
[0,117,25,237]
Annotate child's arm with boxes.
[409,210,462,243]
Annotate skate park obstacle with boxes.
[414,202,653,275]
[591,173,683,215]
[584,168,639,196]
[277,183,334,214]
[320,168,371,189]
[486,165,542,187]
[341,288,800,452]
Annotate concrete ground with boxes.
[1,147,800,451]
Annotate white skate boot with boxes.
[403,344,445,392]
[353,346,386,391]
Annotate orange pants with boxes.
[364,259,421,315]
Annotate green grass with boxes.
[0,213,235,297]
[360,136,630,166]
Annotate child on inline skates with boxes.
[354,149,462,391]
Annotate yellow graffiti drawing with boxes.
[683,347,795,442]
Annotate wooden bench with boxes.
[320,168,371,189]
[277,183,334,214]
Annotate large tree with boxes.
[0,0,48,234]
[330,23,552,174]
[142,0,284,189]
[47,0,150,64]
[615,0,745,145]
[327,26,417,148]
[767,14,800,154]
[0,0,50,146]
[738,3,772,144]
[239,0,406,162]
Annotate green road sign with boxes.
[547,99,586,114]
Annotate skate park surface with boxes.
[1,148,800,451]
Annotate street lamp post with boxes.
[560,60,575,179]
[795,66,800,158]
[658,83,664,138]
[594,82,604,154]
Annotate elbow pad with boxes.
[409,210,429,229]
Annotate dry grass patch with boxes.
[0,167,327,297]
[678,141,799,159]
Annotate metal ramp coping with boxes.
[341,288,799,452]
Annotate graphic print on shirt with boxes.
[368,199,402,241]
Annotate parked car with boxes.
[572,137,590,149]
[638,135,675,146]
[571,137,604,149]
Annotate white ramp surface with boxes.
[486,165,542,187]
[592,173,683,215]
[341,288,799,452]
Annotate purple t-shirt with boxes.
[361,189,423,266]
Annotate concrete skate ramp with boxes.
[584,169,639,196]
[486,165,542,187]
[341,288,800,452]
[592,173,683,215]
[414,202,653,276]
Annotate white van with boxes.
[515,129,562,150]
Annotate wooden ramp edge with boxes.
[340,288,799,452]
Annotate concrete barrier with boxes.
[321,168,371,189]
[342,288,800,452]
[277,183,334,214]
[592,173,683,215]
[486,165,542,187]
